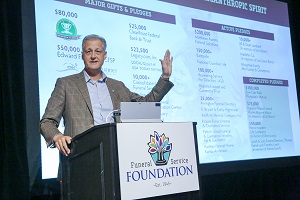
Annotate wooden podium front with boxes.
[61,122,201,200]
[61,123,120,200]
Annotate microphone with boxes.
[105,109,121,123]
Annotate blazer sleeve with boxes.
[143,77,174,102]
[108,77,174,110]
[40,78,66,147]
[133,77,174,102]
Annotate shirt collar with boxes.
[83,70,107,84]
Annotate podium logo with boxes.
[56,18,80,40]
[148,131,172,166]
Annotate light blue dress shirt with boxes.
[84,70,114,125]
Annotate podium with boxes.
[61,122,200,200]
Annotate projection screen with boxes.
[34,0,300,179]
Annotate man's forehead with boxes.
[84,40,104,48]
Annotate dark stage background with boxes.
[1,0,300,199]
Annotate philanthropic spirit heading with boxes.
[204,0,267,14]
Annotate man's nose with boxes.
[91,51,96,58]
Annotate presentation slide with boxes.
[35,0,300,179]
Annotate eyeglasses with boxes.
[83,49,105,55]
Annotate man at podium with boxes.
[40,34,174,157]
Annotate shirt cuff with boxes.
[161,75,169,81]
[49,133,59,148]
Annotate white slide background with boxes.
[34,0,300,179]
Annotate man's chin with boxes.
[85,67,102,72]
[88,65,101,69]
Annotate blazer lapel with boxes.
[75,71,93,116]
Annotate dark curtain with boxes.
[0,0,30,199]
[201,165,300,200]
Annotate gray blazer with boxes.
[40,70,174,146]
